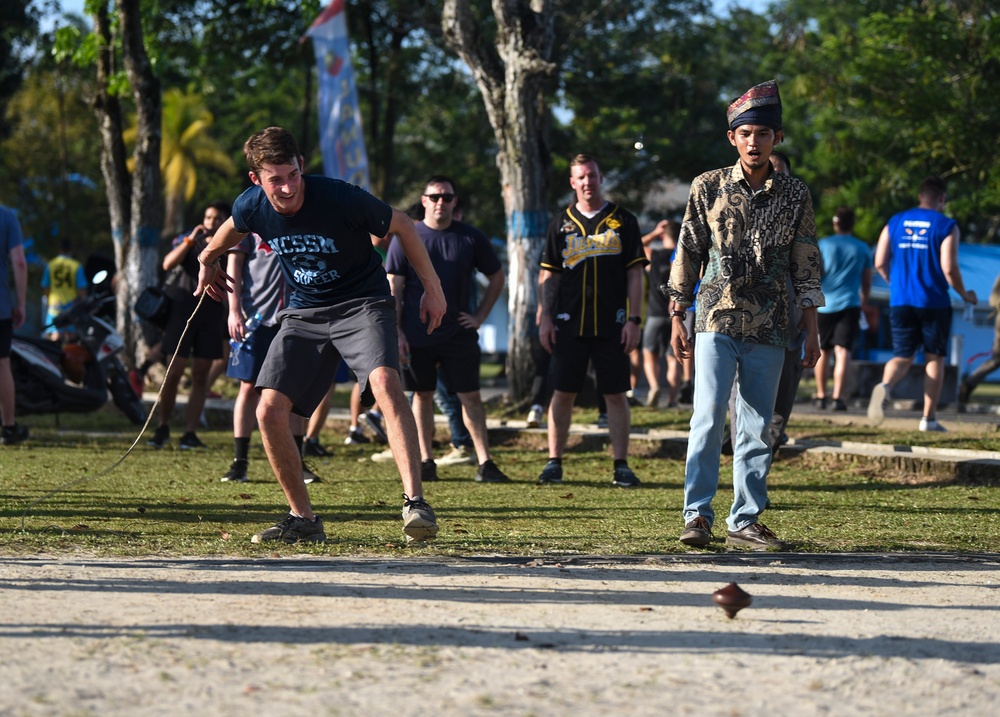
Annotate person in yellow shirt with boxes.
[41,239,87,341]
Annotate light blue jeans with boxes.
[683,333,784,532]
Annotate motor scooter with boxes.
[10,270,147,425]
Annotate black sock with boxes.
[234,437,250,462]
[614,459,628,469]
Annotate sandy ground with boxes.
[0,552,998,716]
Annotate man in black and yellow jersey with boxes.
[537,153,647,487]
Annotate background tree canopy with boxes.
[3,0,998,265]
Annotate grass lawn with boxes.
[2,400,998,556]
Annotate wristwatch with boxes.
[628,315,642,325]
[670,309,687,318]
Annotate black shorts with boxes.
[255,297,398,417]
[402,329,481,394]
[0,319,12,358]
[642,316,672,354]
[552,332,631,395]
[818,307,861,350]
[161,297,225,360]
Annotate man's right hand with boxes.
[670,315,692,360]
[539,314,557,353]
[195,257,234,303]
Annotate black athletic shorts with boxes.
[551,332,631,395]
[0,319,12,358]
[161,296,226,360]
[817,307,861,351]
[402,329,481,394]
[255,297,398,417]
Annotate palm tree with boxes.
[125,88,236,236]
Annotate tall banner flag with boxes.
[304,0,370,190]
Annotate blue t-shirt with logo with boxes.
[885,207,956,309]
[385,220,501,348]
[818,234,872,313]
[0,206,25,320]
[231,176,393,309]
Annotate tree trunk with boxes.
[442,0,555,402]
[118,0,163,365]
[92,4,131,338]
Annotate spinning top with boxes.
[712,582,752,619]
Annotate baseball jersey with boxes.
[541,202,647,338]
[386,220,501,348]
[231,175,392,309]
[885,207,956,309]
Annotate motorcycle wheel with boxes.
[108,359,148,425]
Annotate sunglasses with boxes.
[423,193,455,203]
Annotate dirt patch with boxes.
[1,553,997,716]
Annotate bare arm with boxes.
[941,225,977,304]
[387,208,445,333]
[195,216,246,302]
[641,219,669,261]
[9,244,27,330]
[620,263,644,352]
[860,266,873,306]
[459,269,504,329]
[388,272,411,363]
[874,225,892,283]
[226,250,247,342]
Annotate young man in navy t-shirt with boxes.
[195,127,446,544]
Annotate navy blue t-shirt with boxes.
[385,220,502,347]
[231,176,393,309]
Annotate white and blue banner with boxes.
[304,0,370,190]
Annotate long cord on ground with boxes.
[20,290,211,531]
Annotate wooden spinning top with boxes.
[712,582,752,618]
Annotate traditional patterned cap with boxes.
[726,79,782,131]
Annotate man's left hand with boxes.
[457,312,481,330]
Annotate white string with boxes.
[20,290,213,531]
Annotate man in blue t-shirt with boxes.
[195,127,446,544]
[386,175,507,485]
[815,206,873,411]
[867,177,977,432]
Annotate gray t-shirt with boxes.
[231,234,286,326]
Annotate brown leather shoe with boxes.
[726,522,789,550]
[679,516,712,547]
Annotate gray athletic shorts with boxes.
[642,316,672,354]
[255,297,398,417]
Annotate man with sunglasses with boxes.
[386,176,509,483]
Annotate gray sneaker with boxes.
[679,516,712,547]
[251,515,326,544]
[867,383,890,425]
[401,495,438,543]
[438,445,475,466]
[612,464,641,488]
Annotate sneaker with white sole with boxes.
[438,445,475,466]
[221,459,249,483]
[537,459,563,485]
[867,383,890,425]
[919,417,947,432]
[371,448,395,463]
[401,494,438,543]
[344,429,371,445]
[612,464,641,488]
[251,514,326,543]
[526,406,543,428]
[302,461,323,483]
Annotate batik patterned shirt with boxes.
[665,162,824,347]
